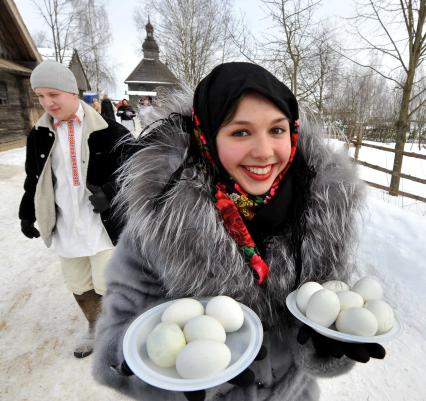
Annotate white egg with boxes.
[161,298,204,328]
[205,296,244,332]
[176,340,231,379]
[146,322,186,368]
[322,280,350,293]
[305,289,340,327]
[365,300,395,334]
[296,282,323,314]
[335,307,378,336]
[337,290,364,310]
[352,276,383,301]
[183,315,226,343]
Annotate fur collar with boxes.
[116,90,365,328]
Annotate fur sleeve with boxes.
[92,232,185,401]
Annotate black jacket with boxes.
[101,99,115,121]
[117,105,136,121]
[19,103,133,246]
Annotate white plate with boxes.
[285,291,401,343]
[123,298,263,391]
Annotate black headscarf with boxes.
[193,62,299,171]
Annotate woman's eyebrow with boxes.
[227,120,252,126]
[228,117,289,126]
[271,117,289,123]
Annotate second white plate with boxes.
[285,290,401,343]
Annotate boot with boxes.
[73,290,102,358]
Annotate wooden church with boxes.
[125,20,179,107]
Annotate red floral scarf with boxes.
[192,109,299,284]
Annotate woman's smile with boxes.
[242,164,274,180]
[216,93,291,195]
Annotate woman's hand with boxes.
[297,324,386,363]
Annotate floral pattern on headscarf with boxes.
[192,108,299,284]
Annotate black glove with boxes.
[297,324,386,363]
[21,219,40,239]
[87,184,110,213]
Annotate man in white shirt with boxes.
[19,60,132,358]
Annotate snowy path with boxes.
[1,148,425,401]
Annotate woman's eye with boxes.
[231,130,249,137]
[271,127,286,135]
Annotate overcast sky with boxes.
[14,0,355,99]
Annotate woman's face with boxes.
[216,93,291,195]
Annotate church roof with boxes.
[125,20,178,85]
[125,58,178,84]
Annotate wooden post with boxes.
[354,125,364,161]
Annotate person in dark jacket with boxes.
[19,60,133,359]
[93,62,385,401]
[116,99,136,134]
[100,94,116,121]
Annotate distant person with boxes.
[101,94,116,121]
[92,99,101,113]
[138,96,154,128]
[116,99,136,134]
[19,60,133,359]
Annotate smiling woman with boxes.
[216,93,292,196]
[93,62,375,401]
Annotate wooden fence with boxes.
[350,140,426,203]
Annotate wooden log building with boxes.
[0,0,43,150]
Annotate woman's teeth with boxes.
[245,166,272,175]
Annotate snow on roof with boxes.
[37,47,74,68]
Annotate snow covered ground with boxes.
[1,144,425,401]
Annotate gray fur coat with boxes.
[93,93,365,401]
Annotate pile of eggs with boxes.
[145,296,244,379]
[296,277,395,336]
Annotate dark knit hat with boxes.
[193,62,299,162]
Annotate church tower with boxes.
[125,19,179,106]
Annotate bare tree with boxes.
[71,0,115,93]
[135,0,237,88]
[347,0,426,195]
[307,24,342,115]
[226,12,262,64]
[326,58,400,148]
[30,0,79,62]
[32,30,49,47]
[410,73,426,149]
[260,0,322,99]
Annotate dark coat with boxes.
[101,99,116,121]
[19,102,133,246]
[117,104,136,121]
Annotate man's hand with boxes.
[21,220,40,239]
[88,185,110,214]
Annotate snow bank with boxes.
[1,147,425,400]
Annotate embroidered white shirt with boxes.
[51,103,113,257]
